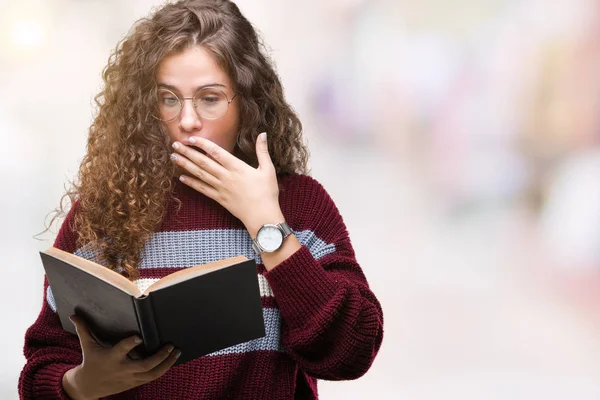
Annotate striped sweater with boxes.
[19,173,384,399]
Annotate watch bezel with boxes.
[255,224,284,253]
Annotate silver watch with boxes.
[252,221,293,254]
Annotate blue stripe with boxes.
[296,229,337,261]
[46,285,57,312]
[205,307,283,356]
[73,228,336,269]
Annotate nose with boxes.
[179,99,202,132]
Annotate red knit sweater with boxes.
[19,173,383,399]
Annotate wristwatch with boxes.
[252,221,293,254]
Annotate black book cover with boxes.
[40,248,265,366]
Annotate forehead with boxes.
[156,46,232,92]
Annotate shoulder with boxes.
[277,173,342,228]
[278,173,331,204]
[53,199,81,253]
[278,172,325,190]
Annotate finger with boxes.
[132,344,176,373]
[255,132,274,170]
[186,137,241,170]
[179,175,220,199]
[139,348,181,382]
[170,152,220,188]
[172,141,226,179]
[69,315,97,347]
[111,335,143,359]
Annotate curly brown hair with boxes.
[44,0,310,280]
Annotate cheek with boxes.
[214,123,238,152]
[216,108,240,150]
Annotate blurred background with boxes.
[2,0,600,398]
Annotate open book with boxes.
[40,247,265,366]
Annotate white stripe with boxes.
[46,271,277,313]
[134,278,157,294]
[257,274,274,297]
[132,274,274,298]
[47,274,275,312]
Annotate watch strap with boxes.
[278,221,293,238]
[251,241,263,255]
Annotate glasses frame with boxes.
[154,86,237,122]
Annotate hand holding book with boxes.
[62,315,181,400]
[41,247,265,367]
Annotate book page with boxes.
[45,247,141,297]
[144,255,249,294]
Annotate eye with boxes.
[199,96,220,104]
[162,97,179,107]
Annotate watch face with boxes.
[257,225,283,252]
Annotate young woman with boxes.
[19,1,383,398]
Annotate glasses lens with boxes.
[156,89,181,121]
[194,88,229,119]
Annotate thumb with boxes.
[69,315,96,347]
[255,132,273,169]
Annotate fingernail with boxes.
[134,337,142,344]
[174,350,182,358]
[179,175,186,182]
[170,154,178,161]
[167,345,175,353]
[188,137,196,144]
[172,142,180,150]
[260,132,267,141]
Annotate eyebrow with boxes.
[157,83,226,93]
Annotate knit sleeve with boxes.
[264,176,384,380]
[19,204,83,399]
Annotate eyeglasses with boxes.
[154,87,237,122]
